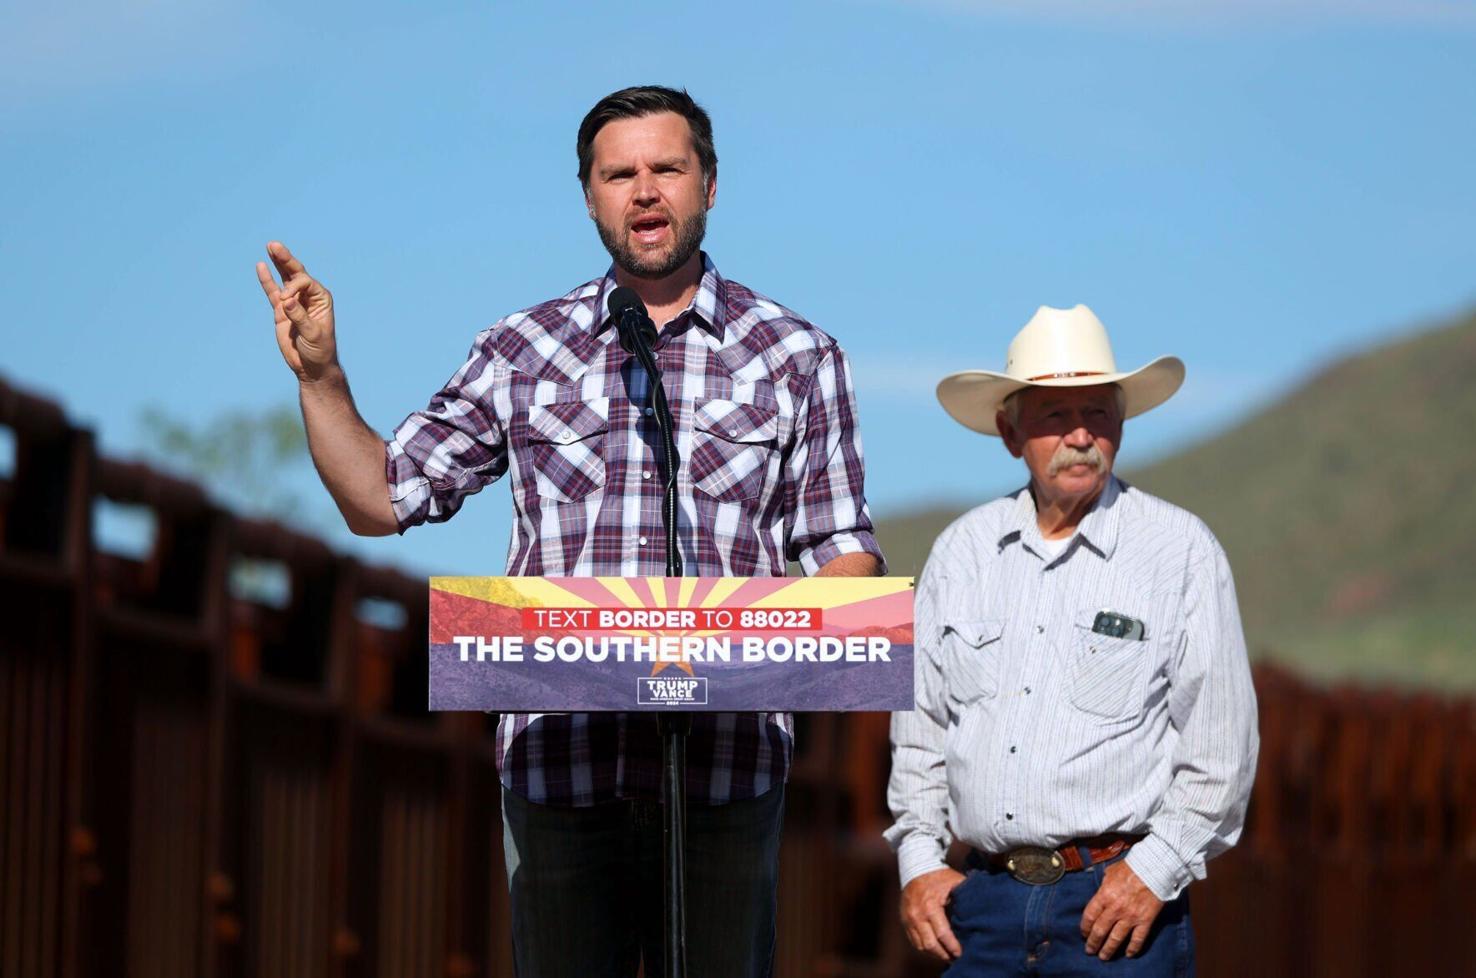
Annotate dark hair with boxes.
[577,86,717,188]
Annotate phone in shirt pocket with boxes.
[941,618,1005,709]
[1068,606,1152,721]
[523,397,610,502]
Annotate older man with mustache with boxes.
[885,306,1258,976]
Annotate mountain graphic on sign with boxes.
[844,623,914,644]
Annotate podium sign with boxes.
[429,576,914,711]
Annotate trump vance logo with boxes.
[637,676,708,706]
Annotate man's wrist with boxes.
[298,361,347,391]
[815,551,882,577]
[800,531,887,576]
[1123,832,1193,901]
[896,834,950,890]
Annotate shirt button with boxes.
[643,471,652,480]
[1036,625,1044,634]
[644,407,654,417]
[1005,812,1015,821]
[728,428,739,436]
[1024,686,1032,695]
[1009,745,1018,754]
[559,430,574,443]
[639,536,648,546]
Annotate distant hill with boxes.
[873,311,1476,690]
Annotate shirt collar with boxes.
[1000,474,1124,564]
[590,252,726,342]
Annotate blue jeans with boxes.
[944,854,1195,977]
[501,785,784,978]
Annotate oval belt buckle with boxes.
[1005,846,1065,885]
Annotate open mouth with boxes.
[630,217,670,243]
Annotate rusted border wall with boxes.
[2,377,1473,978]
[1,378,514,978]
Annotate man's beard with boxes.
[1048,443,1105,475]
[596,207,707,280]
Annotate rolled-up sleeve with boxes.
[385,331,508,532]
[783,345,886,574]
[883,549,952,888]
[1126,532,1260,900]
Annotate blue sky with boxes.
[2,0,1473,576]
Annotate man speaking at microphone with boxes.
[254,85,884,977]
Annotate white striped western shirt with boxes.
[885,476,1259,900]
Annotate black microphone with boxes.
[608,286,659,353]
[605,284,681,577]
[606,288,687,978]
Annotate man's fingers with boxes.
[926,907,961,958]
[900,871,967,962]
[276,272,320,302]
[1084,904,1118,954]
[1080,892,1104,939]
[914,926,951,963]
[1097,919,1133,960]
[904,920,942,961]
[1124,921,1150,958]
[902,901,957,962]
[256,261,283,302]
[267,241,307,280]
[280,293,317,337]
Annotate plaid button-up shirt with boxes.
[385,254,885,805]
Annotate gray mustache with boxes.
[1048,444,1104,475]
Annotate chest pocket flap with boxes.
[527,398,610,445]
[523,397,610,503]
[941,618,1005,706]
[693,399,778,443]
[690,398,778,503]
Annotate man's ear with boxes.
[704,166,718,210]
[997,412,1024,459]
[584,187,595,220]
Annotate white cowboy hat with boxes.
[937,304,1185,436]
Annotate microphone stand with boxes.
[617,306,690,978]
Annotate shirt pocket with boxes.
[524,397,610,502]
[941,618,1005,709]
[1067,607,1152,721]
[689,397,779,503]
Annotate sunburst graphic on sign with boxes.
[428,575,917,713]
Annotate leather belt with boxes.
[973,833,1144,885]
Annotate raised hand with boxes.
[256,241,338,382]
